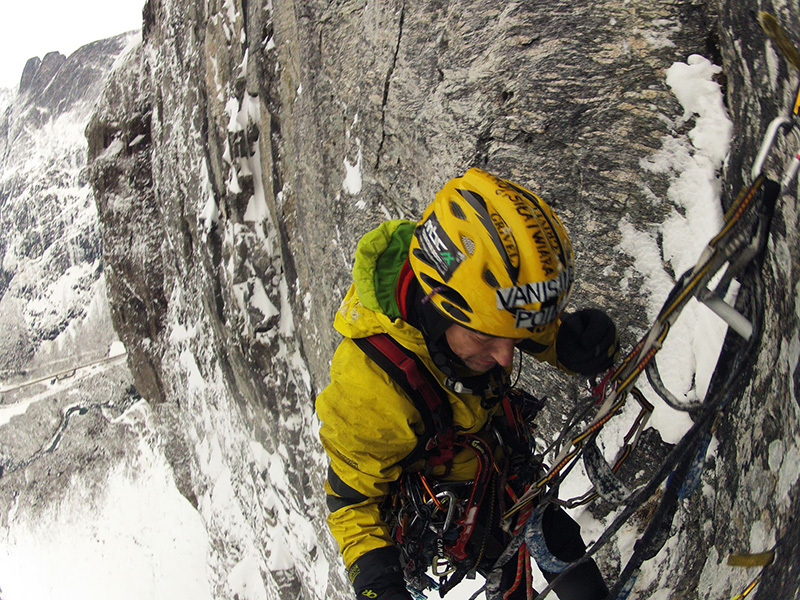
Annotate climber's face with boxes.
[444,324,520,373]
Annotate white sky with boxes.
[0,0,145,90]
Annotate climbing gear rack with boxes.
[482,13,800,600]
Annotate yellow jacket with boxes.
[315,220,560,570]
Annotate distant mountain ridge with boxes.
[0,32,138,379]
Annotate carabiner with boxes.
[425,490,458,534]
[431,546,457,577]
[438,490,458,533]
[750,113,800,196]
[750,115,794,180]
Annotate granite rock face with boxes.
[701,5,800,597]
[86,0,799,597]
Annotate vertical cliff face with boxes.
[703,4,800,597]
[87,3,330,597]
[87,0,799,597]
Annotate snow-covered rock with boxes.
[1,1,798,599]
[88,0,800,597]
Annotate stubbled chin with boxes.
[467,360,495,373]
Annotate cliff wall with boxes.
[86,1,799,597]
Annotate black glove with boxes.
[555,309,618,377]
[349,547,412,600]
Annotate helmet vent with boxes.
[439,287,472,313]
[412,248,436,269]
[449,200,467,220]
[420,274,473,313]
[420,272,441,289]
[460,235,476,255]
[483,269,500,288]
[442,301,471,323]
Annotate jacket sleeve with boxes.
[316,337,422,569]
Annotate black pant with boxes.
[481,503,608,600]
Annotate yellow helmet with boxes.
[408,168,574,338]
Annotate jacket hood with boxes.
[334,219,422,346]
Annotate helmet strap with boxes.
[443,366,509,407]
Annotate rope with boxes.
[516,87,794,598]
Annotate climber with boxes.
[315,168,616,600]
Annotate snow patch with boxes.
[617,54,733,440]
[279,277,295,337]
[99,138,124,159]
[199,158,220,234]
[0,446,212,600]
[110,32,143,75]
[226,93,260,133]
[227,555,268,600]
[343,143,363,195]
[108,340,126,357]
[664,55,732,164]
[179,348,207,392]
[251,278,280,321]
[0,397,36,427]
[170,321,198,344]
[266,530,296,571]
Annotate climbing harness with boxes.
[354,333,546,598]
[354,334,457,473]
